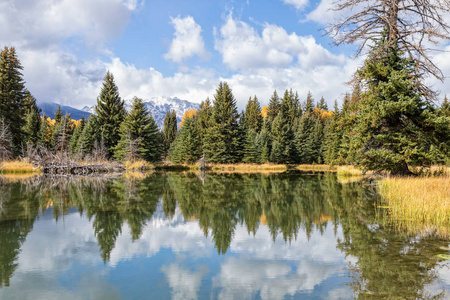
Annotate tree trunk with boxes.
[390,161,415,176]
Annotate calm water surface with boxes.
[0,172,449,299]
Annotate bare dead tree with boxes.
[327,0,450,81]
[0,118,13,161]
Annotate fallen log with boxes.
[43,163,125,175]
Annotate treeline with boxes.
[1,45,449,172]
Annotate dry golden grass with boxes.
[336,165,365,176]
[0,173,40,183]
[124,160,155,171]
[0,159,42,174]
[296,164,337,172]
[378,175,450,236]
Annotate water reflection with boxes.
[0,173,449,299]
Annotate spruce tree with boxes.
[22,91,41,145]
[197,98,213,149]
[69,116,86,155]
[79,114,100,156]
[350,42,450,175]
[0,46,27,155]
[0,118,13,161]
[295,112,316,164]
[203,82,241,163]
[114,97,161,162]
[267,90,280,122]
[39,113,52,149]
[244,96,263,133]
[270,112,294,163]
[169,115,201,163]
[163,110,177,155]
[95,71,126,157]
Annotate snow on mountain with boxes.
[82,96,199,128]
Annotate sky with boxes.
[1,0,450,110]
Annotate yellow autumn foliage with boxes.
[179,109,197,127]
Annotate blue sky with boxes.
[1,0,449,109]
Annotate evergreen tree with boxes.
[318,96,328,110]
[54,105,63,124]
[242,129,259,163]
[203,82,241,163]
[95,71,126,157]
[303,91,314,114]
[22,91,41,145]
[163,110,177,155]
[79,114,100,156]
[38,113,52,149]
[322,101,342,165]
[256,121,271,163]
[267,90,280,122]
[295,112,316,164]
[69,116,86,155]
[197,98,213,148]
[441,96,450,117]
[244,96,263,133]
[114,97,162,162]
[0,46,27,155]
[169,115,201,163]
[270,112,294,163]
[350,42,450,175]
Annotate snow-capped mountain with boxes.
[82,96,200,128]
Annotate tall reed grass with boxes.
[0,159,41,173]
[378,175,450,236]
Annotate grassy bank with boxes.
[378,175,450,236]
[0,160,41,174]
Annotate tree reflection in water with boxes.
[0,173,448,298]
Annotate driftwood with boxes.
[43,163,125,175]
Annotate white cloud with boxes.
[161,263,209,300]
[0,0,139,50]
[164,16,210,64]
[283,0,309,10]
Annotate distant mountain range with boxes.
[38,97,200,128]
[38,102,92,120]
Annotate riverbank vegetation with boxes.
[378,175,450,236]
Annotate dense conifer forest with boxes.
[0,45,449,175]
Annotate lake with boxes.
[0,172,449,299]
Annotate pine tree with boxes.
[197,98,213,147]
[244,96,263,133]
[22,91,41,145]
[318,97,328,110]
[295,112,316,164]
[270,112,294,163]
[350,42,450,175]
[69,116,86,155]
[163,110,177,155]
[169,115,201,163]
[79,114,100,156]
[54,105,63,124]
[0,46,27,155]
[114,97,162,162]
[256,121,271,163]
[267,90,280,122]
[303,91,314,114]
[242,129,259,163]
[39,113,52,149]
[322,100,341,165]
[95,71,126,157]
[203,82,241,163]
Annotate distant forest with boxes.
[0,46,449,175]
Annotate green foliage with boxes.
[266,90,280,122]
[69,116,86,155]
[114,97,162,162]
[163,110,177,155]
[169,115,201,163]
[270,112,295,163]
[203,82,242,163]
[79,114,100,156]
[244,96,263,133]
[95,71,126,157]
[350,43,450,174]
[22,91,41,146]
[0,46,27,155]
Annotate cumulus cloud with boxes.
[0,0,139,50]
[283,0,309,10]
[215,15,349,73]
[164,16,210,64]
